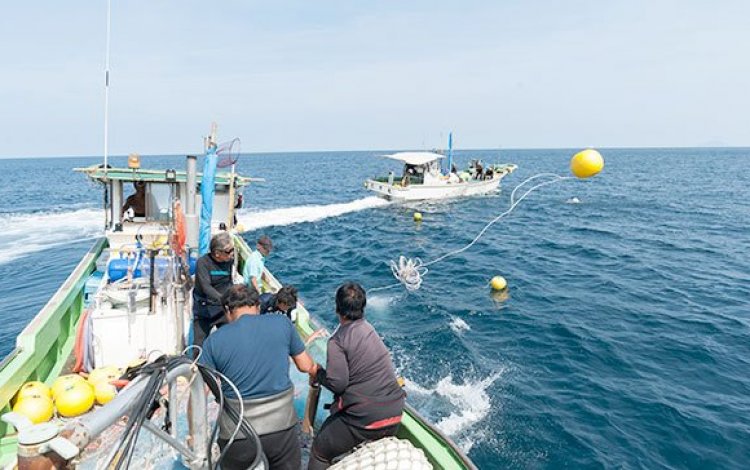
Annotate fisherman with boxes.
[308,282,406,470]
[192,232,236,349]
[199,284,317,470]
[122,181,146,218]
[474,161,484,179]
[484,166,494,180]
[259,285,298,321]
[244,235,273,293]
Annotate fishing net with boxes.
[217,138,241,168]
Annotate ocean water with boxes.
[1,148,749,469]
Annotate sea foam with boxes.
[237,197,390,232]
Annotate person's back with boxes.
[199,284,316,470]
[309,282,405,470]
[325,319,404,426]
[202,314,301,399]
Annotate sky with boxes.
[1,0,748,158]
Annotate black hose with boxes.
[197,364,266,470]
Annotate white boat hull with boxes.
[365,173,510,201]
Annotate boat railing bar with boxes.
[0,238,107,460]
[142,420,198,464]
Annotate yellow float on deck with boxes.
[87,366,122,387]
[51,374,86,400]
[56,381,95,418]
[12,395,54,424]
[94,382,118,405]
[570,149,604,178]
[13,381,52,405]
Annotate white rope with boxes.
[375,174,573,292]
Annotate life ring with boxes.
[171,200,187,257]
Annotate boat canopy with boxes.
[382,152,444,166]
[74,165,255,186]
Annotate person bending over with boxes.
[308,282,406,470]
[199,284,317,470]
[260,285,299,321]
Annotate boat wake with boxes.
[236,197,390,232]
[405,370,504,452]
[0,209,104,265]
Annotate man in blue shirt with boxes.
[243,235,272,293]
[199,284,316,470]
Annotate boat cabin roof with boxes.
[382,152,444,166]
[74,165,253,186]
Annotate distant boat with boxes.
[364,151,517,201]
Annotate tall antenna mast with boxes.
[103,0,112,176]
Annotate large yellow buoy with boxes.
[413,212,423,222]
[490,275,508,291]
[87,366,122,387]
[94,382,118,405]
[51,374,86,400]
[55,382,95,418]
[570,149,604,179]
[13,395,55,424]
[13,381,52,405]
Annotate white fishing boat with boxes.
[364,151,517,201]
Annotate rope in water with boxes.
[369,173,574,293]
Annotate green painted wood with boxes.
[0,238,106,466]
[74,166,253,186]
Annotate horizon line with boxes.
[0,144,748,161]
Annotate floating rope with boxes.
[370,173,573,293]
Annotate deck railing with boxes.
[0,238,106,464]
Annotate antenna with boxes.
[102,0,112,229]
[103,0,112,175]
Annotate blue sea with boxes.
[1,148,749,469]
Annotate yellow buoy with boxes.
[490,275,508,291]
[413,212,423,222]
[87,366,122,387]
[13,381,52,405]
[13,395,54,424]
[51,374,86,400]
[570,149,604,179]
[55,382,95,418]
[94,382,118,405]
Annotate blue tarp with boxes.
[199,145,218,255]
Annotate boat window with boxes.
[146,183,173,222]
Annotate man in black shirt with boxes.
[193,232,236,350]
[308,282,405,470]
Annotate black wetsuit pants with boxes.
[218,424,301,470]
[192,315,227,355]
[308,414,399,470]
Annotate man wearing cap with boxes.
[244,235,272,294]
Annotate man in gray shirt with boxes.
[308,282,405,470]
